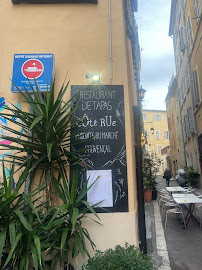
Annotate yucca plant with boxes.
[0,161,46,269]
[0,78,84,193]
[0,164,101,270]
[45,168,102,270]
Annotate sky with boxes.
[136,0,176,110]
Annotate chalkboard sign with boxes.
[71,85,128,212]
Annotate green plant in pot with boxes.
[185,166,199,187]
[143,152,161,201]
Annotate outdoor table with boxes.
[166,187,185,194]
[172,193,196,198]
[173,194,202,227]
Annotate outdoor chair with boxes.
[161,200,178,218]
[194,195,202,228]
[165,205,186,229]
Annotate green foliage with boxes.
[0,164,101,269]
[82,243,156,270]
[0,78,83,176]
[0,78,101,268]
[43,169,101,268]
[143,152,161,190]
[185,166,199,184]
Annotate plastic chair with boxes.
[165,205,186,229]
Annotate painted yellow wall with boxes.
[143,110,170,174]
[0,0,139,266]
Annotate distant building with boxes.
[167,0,202,185]
[143,110,170,175]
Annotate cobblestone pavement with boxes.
[147,176,202,270]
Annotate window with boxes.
[193,0,200,24]
[157,145,162,155]
[192,70,200,106]
[146,130,150,139]
[155,130,160,140]
[184,114,190,139]
[186,65,190,92]
[143,114,148,121]
[179,27,185,52]
[181,77,186,102]
[186,15,194,54]
[183,0,187,9]
[154,115,161,121]
[187,107,194,134]
[164,131,169,140]
[178,85,182,107]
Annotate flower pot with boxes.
[152,189,157,200]
[144,190,152,202]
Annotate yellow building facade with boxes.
[143,110,170,175]
[168,0,202,185]
[0,0,143,268]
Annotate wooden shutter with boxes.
[192,70,200,105]
[179,27,185,52]
[187,107,194,134]
[193,0,200,24]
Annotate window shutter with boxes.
[186,65,190,91]
[184,115,187,139]
[193,0,200,24]
[186,114,190,137]
[179,27,185,52]
[186,24,190,54]
[187,107,194,134]
[192,70,200,105]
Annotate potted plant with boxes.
[143,153,161,202]
[185,166,199,188]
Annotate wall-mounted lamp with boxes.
[137,86,146,101]
[86,73,100,83]
[150,127,155,135]
[141,132,146,147]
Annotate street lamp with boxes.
[137,86,146,101]
[150,127,155,135]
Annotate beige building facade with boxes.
[143,110,170,175]
[0,0,143,268]
[168,0,202,185]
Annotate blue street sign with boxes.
[11,54,54,92]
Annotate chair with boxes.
[195,206,202,228]
[194,195,202,228]
[165,205,186,229]
[161,200,178,218]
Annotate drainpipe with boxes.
[133,105,147,254]
[109,0,112,82]
[123,0,147,253]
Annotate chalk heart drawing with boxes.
[0,98,23,181]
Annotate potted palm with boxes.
[143,153,160,202]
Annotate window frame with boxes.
[157,145,163,155]
[153,114,162,122]
[155,130,160,140]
